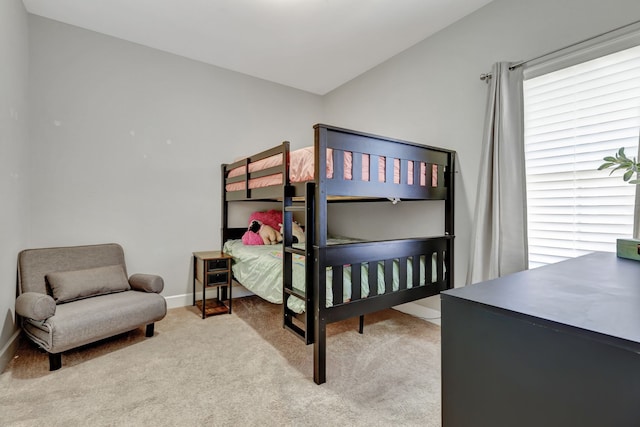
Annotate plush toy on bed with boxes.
[241,209,305,245]
[280,221,305,244]
[242,210,283,245]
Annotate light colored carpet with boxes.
[1,296,442,426]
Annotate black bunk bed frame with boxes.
[221,124,455,384]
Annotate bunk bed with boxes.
[221,124,455,384]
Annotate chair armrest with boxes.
[15,292,56,321]
[129,274,164,293]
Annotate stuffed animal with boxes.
[279,221,305,244]
[258,224,282,245]
[242,210,283,245]
[241,210,307,245]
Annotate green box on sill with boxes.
[617,238,640,261]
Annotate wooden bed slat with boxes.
[399,256,408,290]
[352,153,362,181]
[249,167,282,180]
[437,249,444,287]
[225,186,283,201]
[351,262,362,301]
[369,155,380,182]
[426,254,433,285]
[333,150,344,184]
[332,265,344,305]
[412,255,421,287]
[385,158,394,185]
[368,262,378,297]
[400,160,409,186]
[384,260,393,294]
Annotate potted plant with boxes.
[598,147,640,184]
[599,146,640,260]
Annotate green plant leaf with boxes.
[599,147,640,185]
[598,162,614,170]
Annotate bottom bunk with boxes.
[224,236,365,312]
[224,237,445,314]
[223,234,452,384]
[308,236,451,384]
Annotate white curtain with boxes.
[466,62,528,284]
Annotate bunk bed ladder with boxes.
[282,182,315,345]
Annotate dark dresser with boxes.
[441,252,640,427]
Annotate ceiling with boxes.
[22,0,493,95]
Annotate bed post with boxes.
[313,124,329,384]
[314,245,327,385]
[314,125,328,248]
[304,181,316,343]
[220,164,230,301]
[221,164,228,251]
[444,151,455,289]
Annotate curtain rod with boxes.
[479,18,640,81]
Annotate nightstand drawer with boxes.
[207,258,228,271]
[207,271,229,286]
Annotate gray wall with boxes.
[324,0,640,310]
[27,16,323,307]
[0,0,30,371]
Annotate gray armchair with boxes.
[15,243,167,370]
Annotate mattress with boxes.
[223,238,437,314]
[225,146,437,191]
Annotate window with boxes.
[524,45,640,269]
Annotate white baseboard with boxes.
[393,301,441,326]
[164,281,254,310]
[0,330,21,374]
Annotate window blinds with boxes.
[524,44,640,269]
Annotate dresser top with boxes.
[443,252,640,349]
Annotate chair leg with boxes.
[49,353,62,371]
[145,323,155,337]
[358,315,364,334]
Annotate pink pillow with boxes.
[242,231,264,245]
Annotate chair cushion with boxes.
[15,292,56,320]
[22,290,167,353]
[129,274,164,293]
[46,265,130,303]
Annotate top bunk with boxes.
[222,124,455,202]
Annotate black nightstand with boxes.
[192,251,232,318]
